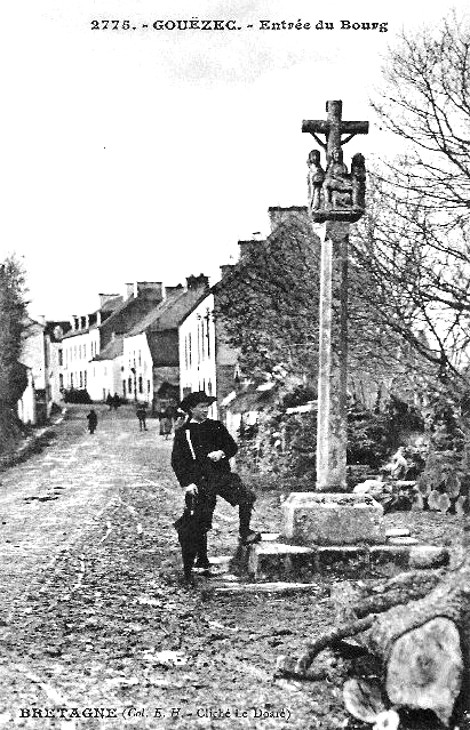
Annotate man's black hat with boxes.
[179,391,216,413]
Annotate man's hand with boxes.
[207,450,225,462]
[185,484,198,497]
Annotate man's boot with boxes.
[182,549,196,586]
[238,504,261,545]
[194,532,211,571]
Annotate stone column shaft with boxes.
[316,220,349,491]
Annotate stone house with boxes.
[123,275,209,411]
[178,268,239,418]
[89,335,124,402]
[62,282,164,402]
[61,293,123,395]
[45,321,71,404]
[17,318,52,425]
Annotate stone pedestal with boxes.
[282,492,385,546]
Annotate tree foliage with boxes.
[0,256,28,408]
[215,216,321,384]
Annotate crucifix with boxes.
[303,100,368,491]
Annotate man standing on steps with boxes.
[171,391,261,583]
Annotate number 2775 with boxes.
[90,20,132,30]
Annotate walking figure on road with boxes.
[136,403,148,431]
[171,391,261,585]
[86,409,98,434]
[158,407,174,439]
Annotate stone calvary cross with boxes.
[303,100,369,490]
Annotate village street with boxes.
[0,405,338,730]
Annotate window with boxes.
[147,380,151,393]
[122,381,126,396]
[58,349,63,366]
[79,371,83,388]
[84,371,87,387]
[138,376,143,394]
[128,377,132,394]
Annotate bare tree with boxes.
[372,12,470,216]
[351,12,470,389]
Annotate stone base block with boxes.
[409,546,449,569]
[282,492,385,546]
[317,546,368,577]
[369,545,411,570]
[245,542,450,582]
[247,543,316,582]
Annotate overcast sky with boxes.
[2,0,468,319]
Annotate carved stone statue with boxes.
[307,149,325,211]
[323,149,352,209]
[351,153,366,209]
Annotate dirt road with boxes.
[0,405,336,730]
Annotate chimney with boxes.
[268,206,309,232]
[99,293,121,308]
[186,274,209,291]
[220,264,234,279]
[125,282,137,299]
[164,284,183,298]
[238,239,264,260]
[135,281,163,301]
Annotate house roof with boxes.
[222,382,279,413]
[126,287,208,336]
[92,335,124,361]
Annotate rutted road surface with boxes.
[0,404,342,730]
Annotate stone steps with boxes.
[237,540,449,582]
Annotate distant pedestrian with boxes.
[112,393,121,410]
[136,404,148,432]
[106,393,113,410]
[159,407,173,439]
[86,409,98,434]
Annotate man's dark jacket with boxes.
[171,419,238,488]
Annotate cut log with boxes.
[428,489,441,511]
[446,473,461,499]
[455,495,468,516]
[384,618,462,725]
[385,618,462,725]
[343,678,385,722]
[411,491,425,510]
[437,493,451,514]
